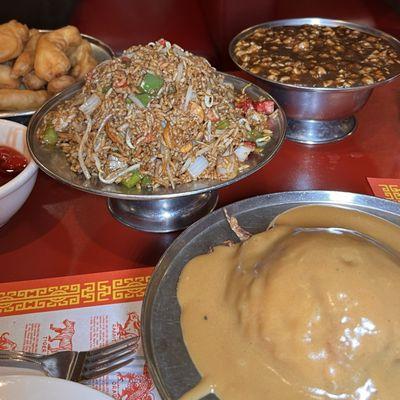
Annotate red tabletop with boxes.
[1,73,400,283]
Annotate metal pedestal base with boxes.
[108,191,219,233]
[287,116,357,144]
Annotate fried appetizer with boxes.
[22,71,46,90]
[11,29,41,78]
[0,64,20,89]
[0,20,29,63]
[0,89,49,110]
[70,39,97,79]
[47,75,75,93]
[34,25,82,82]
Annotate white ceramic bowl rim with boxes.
[0,119,38,198]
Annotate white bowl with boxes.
[0,119,38,227]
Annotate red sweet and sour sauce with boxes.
[0,145,28,187]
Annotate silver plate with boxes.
[141,190,400,400]
[0,31,114,119]
[27,74,286,200]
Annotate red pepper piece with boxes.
[254,100,275,115]
[236,99,254,112]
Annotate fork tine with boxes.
[87,337,138,357]
[81,353,136,381]
[85,346,135,367]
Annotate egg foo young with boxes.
[177,206,400,400]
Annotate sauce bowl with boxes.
[0,119,38,227]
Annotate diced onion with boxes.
[175,62,184,82]
[239,118,251,131]
[78,116,92,180]
[93,114,112,152]
[188,156,209,178]
[93,154,103,174]
[173,45,185,57]
[179,157,192,174]
[98,163,141,184]
[204,94,213,108]
[234,144,253,162]
[183,84,193,110]
[128,94,145,109]
[79,94,101,115]
[108,155,127,171]
[125,131,135,149]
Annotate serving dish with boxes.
[229,18,400,144]
[0,32,114,119]
[27,73,286,232]
[141,190,400,399]
[0,119,38,227]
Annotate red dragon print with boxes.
[47,319,75,353]
[115,364,154,400]
[0,332,17,350]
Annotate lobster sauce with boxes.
[177,205,400,400]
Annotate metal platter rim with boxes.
[27,73,287,200]
[141,189,400,400]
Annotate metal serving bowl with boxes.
[229,18,400,144]
[27,73,286,233]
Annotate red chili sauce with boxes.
[0,145,28,186]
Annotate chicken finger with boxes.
[11,29,41,78]
[34,25,82,82]
[0,20,29,63]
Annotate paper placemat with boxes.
[0,267,161,400]
[367,177,400,203]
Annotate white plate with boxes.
[0,375,113,400]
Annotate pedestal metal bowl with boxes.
[229,18,400,144]
[27,74,286,232]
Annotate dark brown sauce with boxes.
[235,25,400,88]
[0,145,28,186]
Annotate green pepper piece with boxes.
[135,93,152,107]
[102,86,111,94]
[247,130,264,141]
[43,126,58,145]
[140,72,164,96]
[121,170,142,188]
[216,119,229,130]
[141,175,152,188]
[126,97,133,104]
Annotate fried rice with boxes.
[39,39,276,190]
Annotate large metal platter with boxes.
[27,74,286,200]
[0,31,114,119]
[141,190,400,400]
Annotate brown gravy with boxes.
[177,205,400,400]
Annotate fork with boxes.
[0,336,139,382]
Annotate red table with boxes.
[1,74,400,283]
